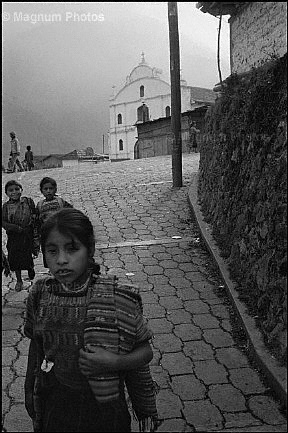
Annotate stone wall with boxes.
[230,2,287,74]
[198,55,287,362]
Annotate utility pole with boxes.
[102,134,105,154]
[168,2,182,187]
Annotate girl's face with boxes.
[41,182,57,201]
[44,228,90,287]
[6,184,22,202]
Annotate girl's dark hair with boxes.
[26,146,31,151]
[41,208,100,274]
[5,180,23,194]
[40,177,57,192]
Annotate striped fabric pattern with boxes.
[24,274,158,427]
[24,278,90,389]
[84,275,158,427]
[84,275,150,401]
[36,196,72,226]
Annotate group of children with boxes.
[2,176,72,291]
[2,176,159,432]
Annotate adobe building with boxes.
[135,106,209,159]
[109,53,215,161]
[197,2,287,75]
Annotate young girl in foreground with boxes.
[24,208,158,432]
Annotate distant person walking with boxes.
[9,131,24,172]
[25,146,34,171]
[188,121,200,153]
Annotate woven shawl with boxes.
[84,274,159,431]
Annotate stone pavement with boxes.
[2,155,287,432]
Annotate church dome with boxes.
[128,53,162,83]
[129,64,153,82]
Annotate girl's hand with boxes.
[79,341,153,377]
[78,345,118,377]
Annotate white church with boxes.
[109,53,215,161]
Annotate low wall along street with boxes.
[198,54,287,364]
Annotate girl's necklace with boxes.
[60,274,91,293]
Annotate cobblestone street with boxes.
[2,154,287,432]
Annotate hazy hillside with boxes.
[2,94,109,164]
[2,3,229,164]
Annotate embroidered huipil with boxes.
[36,196,72,228]
[2,197,38,270]
[24,276,153,391]
[24,278,90,389]
[2,197,35,228]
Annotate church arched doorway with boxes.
[137,103,149,122]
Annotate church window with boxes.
[119,139,124,151]
[165,106,171,117]
[140,85,144,97]
[117,113,122,125]
[137,104,149,122]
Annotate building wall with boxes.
[230,2,287,74]
[114,77,170,105]
[109,71,195,160]
[41,157,62,169]
[135,120,171,159]
[198,56,287,359]
[135,110,207,159]
[109,127,137,160]
[62,159,78,168]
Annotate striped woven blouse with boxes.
[24,275,153,390]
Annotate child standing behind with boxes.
[2,180,39,291]
[36,177,73,269]
[24,146,34,171]
[36,177,73,229]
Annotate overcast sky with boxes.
[2,2,231,157]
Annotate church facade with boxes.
[109,54,215,161]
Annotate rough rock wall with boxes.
[198,55,287,362]
[230,2,287,74]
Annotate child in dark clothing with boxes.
[36,177,73,268]
[24,146,34,171]
[188,121,200,153]
[36,177,73,229]
[2,180,39,291]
